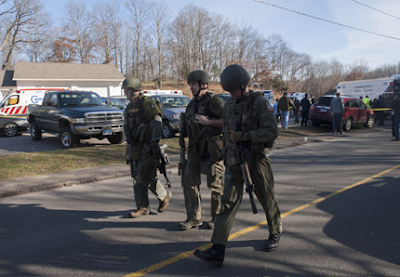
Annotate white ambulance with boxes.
[0,88,64,116]
[141,89,183,95]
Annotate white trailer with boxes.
[336,77,397,101]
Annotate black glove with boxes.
[125,131,132,144]
[150,142,163,160]
[179,134,185,147]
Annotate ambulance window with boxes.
[7,95,19,106]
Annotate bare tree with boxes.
[22,16,53,62]
[63,0,96,63]
[149,3,170,87]
[326,58,345,90]
[47,37,77,63]
[343,59,369,81]
[265,34,291,80]
[126,0,151,78]
[211,15,234,79]
[0,0,49,69]
[93,1,114,64]
[234,23,257,66]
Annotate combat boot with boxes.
[263,233,282,252]
[179,219,203,230]
[158,191,172,213]
[194,244,225,267]
[129,207,150,218]
[206,220,215,230]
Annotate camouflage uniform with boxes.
[211,90,283,246]
[124,93,168,213]
[182,92,225,227]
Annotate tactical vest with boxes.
[124,93,161,143]
[185,92,223,140]
[185,92,224,161]
[225,90,273,154]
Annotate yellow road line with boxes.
[124,164,400,277]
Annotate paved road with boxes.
[0,132,112,156]
[1,127,399,276]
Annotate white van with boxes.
[0,88,64,116]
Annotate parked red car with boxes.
[310,95,375,131]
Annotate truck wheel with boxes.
[30,121,42,141]
[365,115,374,128]
[343,117,352,131]
[59,127,80,149]
[162,122,174,138]
[3,123,18,137]
[107,132,124,144]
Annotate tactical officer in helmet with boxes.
[194,64,283,267]
[179,70,225,230]
[123,77,171,218]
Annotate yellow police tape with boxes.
[371,108,391,111]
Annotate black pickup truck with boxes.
[28,90,124,148]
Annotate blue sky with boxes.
[42,0,400,70]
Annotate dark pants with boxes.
[294,110,299,122]
[332,114,343,134]
[376,111,384,126]
[301,110,309,126]
[394,115,400,140]
[392,115,395,136]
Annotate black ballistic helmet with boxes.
[220,64,250,92]
[187,70,209,84]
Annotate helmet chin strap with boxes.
[240,86,246,98]
[194,81,208,97]
[129,90,140,102]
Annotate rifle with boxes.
[126,142,136,178]
[158,144,171,187]
[178,113,186,186]
[229,117,257,214]
[236,142,258,214]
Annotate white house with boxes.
[2,62,125,98]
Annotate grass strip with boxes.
[0,126,329,180]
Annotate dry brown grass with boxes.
[0,126,329,180]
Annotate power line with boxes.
[349,0,400,20]
[252,0,400,41]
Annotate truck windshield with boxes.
[161,96,190,108]
[60,92,105,107]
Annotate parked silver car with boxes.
[0,115,29,137]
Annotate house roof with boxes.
[0,70,17,87]
[13,62,125,81]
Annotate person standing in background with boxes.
[278,92,295,129]
[300,93,311,126]
[293,97,300,124]
[330,92,344,135]
[391,92,400,141]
